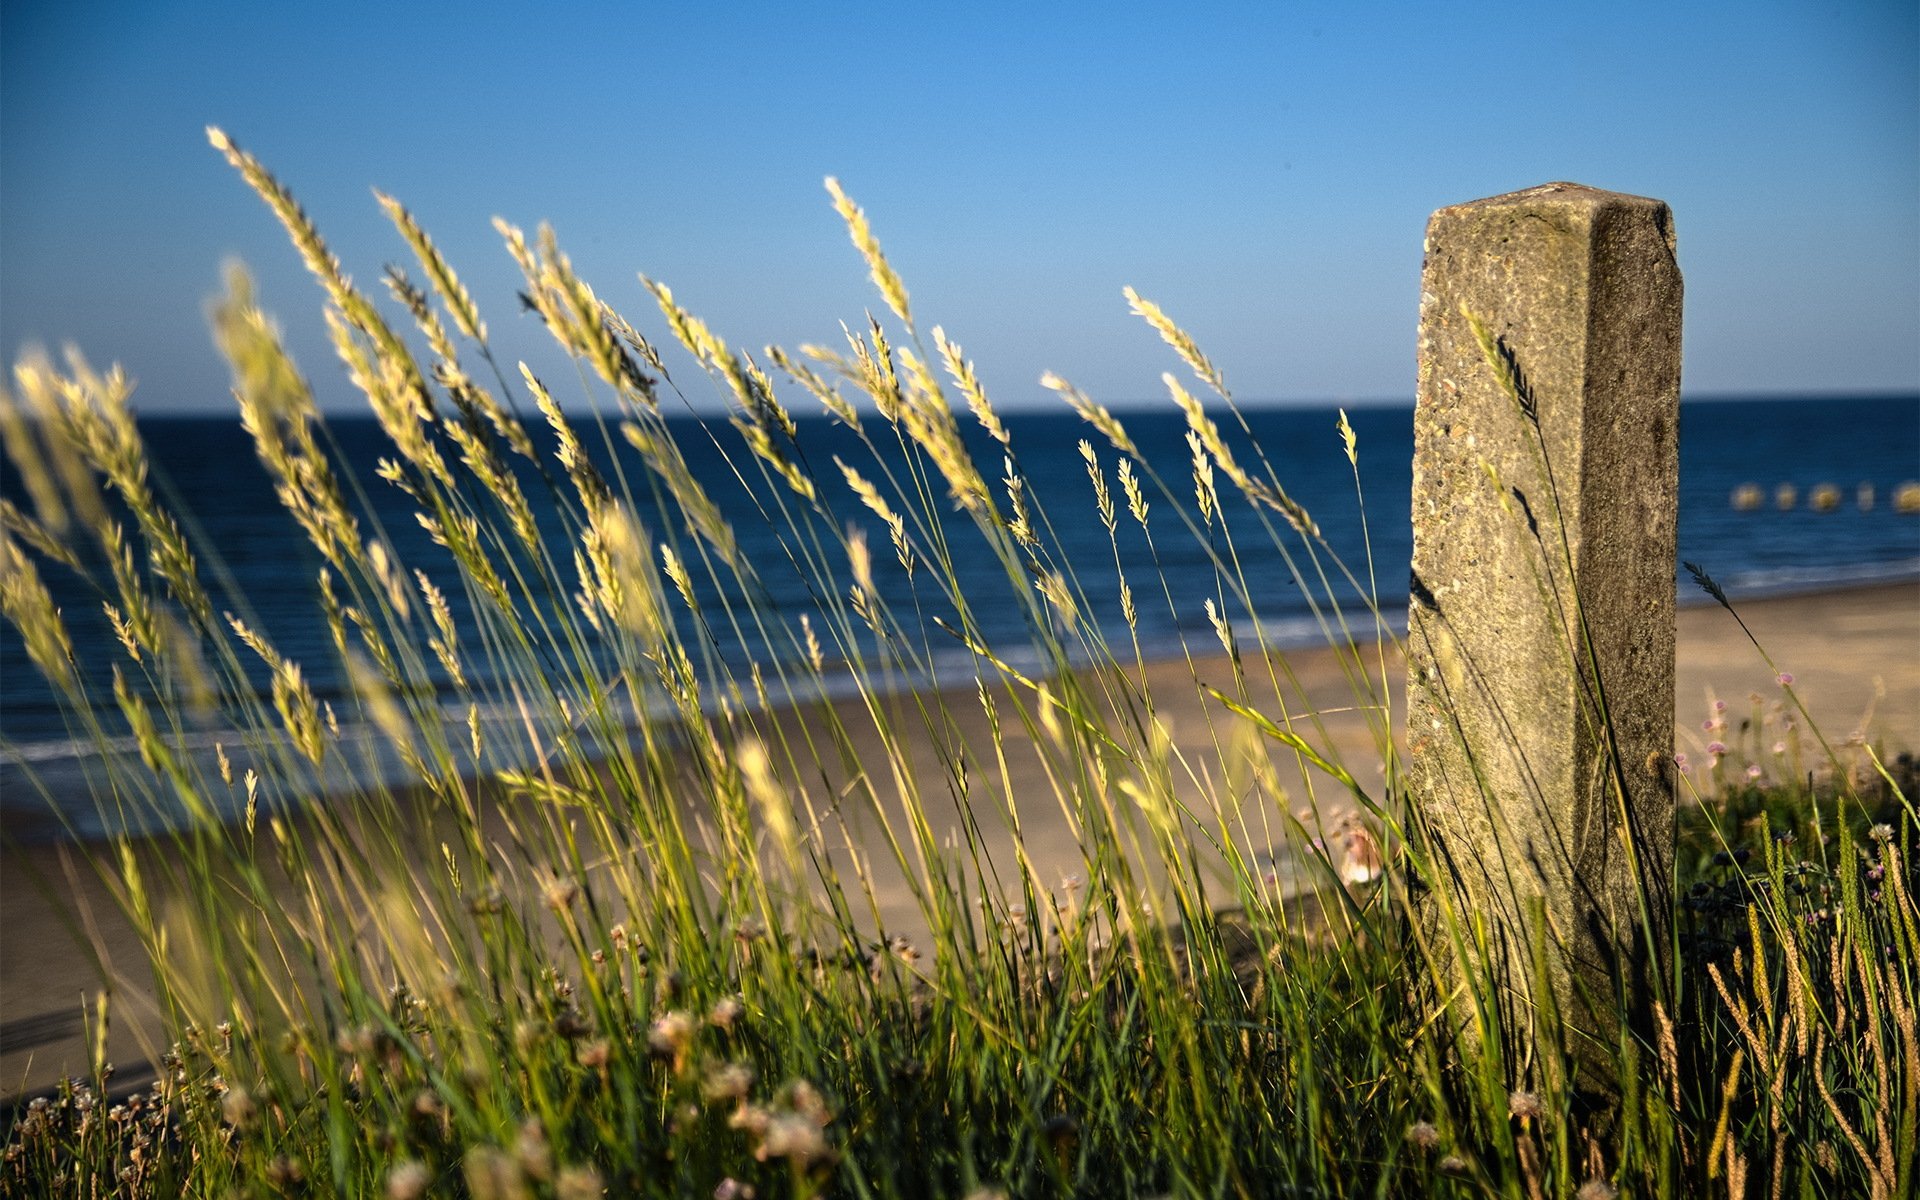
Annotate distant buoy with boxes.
[1809,483,1841,512]
[1775,483,1798,510]
[1858,483,1875,511]
[1731,484,1763,511]
[1895,482,1920,514]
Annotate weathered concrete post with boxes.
[1407,183,1680,1084]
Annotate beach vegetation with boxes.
[1,132,1914,1198]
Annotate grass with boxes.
[0,129,1914,1198]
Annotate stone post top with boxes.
[1442,181,1668,208]
[1429,182,1675,250]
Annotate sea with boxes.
[3,395,1916,842]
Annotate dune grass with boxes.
[0,131,1914,1198]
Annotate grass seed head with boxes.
[826,177,911,329]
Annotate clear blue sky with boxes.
[3,1,1915,413]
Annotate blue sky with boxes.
[3,1,1915,413]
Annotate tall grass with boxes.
[1,131,1913,1198]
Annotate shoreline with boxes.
[4,579,1916,1101]
[7,568,1916,847]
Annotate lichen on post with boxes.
[1406,183,1681,1092]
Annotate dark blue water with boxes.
[3,396,1916,838]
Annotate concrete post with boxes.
[1407,183,1680,1084]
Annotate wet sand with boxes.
[4,581,1916,1102]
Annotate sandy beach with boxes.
[4,581,1916,1103]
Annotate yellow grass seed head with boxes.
[1034,682,1064,747]
[213,131,431,421]
[1205,598,1236,658]
[1117,459,1148,528]
[1042,372,1137,457]
[0,531,77,694]
[583,502,666,643]
[936,327,1008,445]
[324,309,446,486]
[493,215,571,336]
[845,319,905,421]
[742,354,797,437]
[898,350,990,513]
[101,556,153,660]
[347,652,412,755]
[532,228,626,391]
[738,737,802,875]
[161,614,217,721]
[1188,430,1217,523]
[416,570,467,687]
[367,540,411,622]
[846,526,875,599]
[658,541,696,615]
[382,265,454,367]
[771,345,859,429]
[208,128,354,317]
[1081,441,1116,532]
[646,277,773,426]
[643,277,703,366]
[1460,303,1536,424]
[800,612,824,673]
[11,351,110,533]
[602,300,666,381]
[97,524,159,657]
[836,458,898,529]
[1125,286,1228,399]
[374,190,486,343]
[28,350,219,625]
[214,265,363,567]
[272,660,327,766]
[226,614,282,670]
[1003,458,1037,550]
[731,413,815,502]
[111,664,178,782]
[0,379,71,532]
[825,177,912,329]
[1169,373,1246,487]
[1169,373,1318,536]
[0,502,79,578]
[1038,569,1078,629]
[620,421,741,570]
